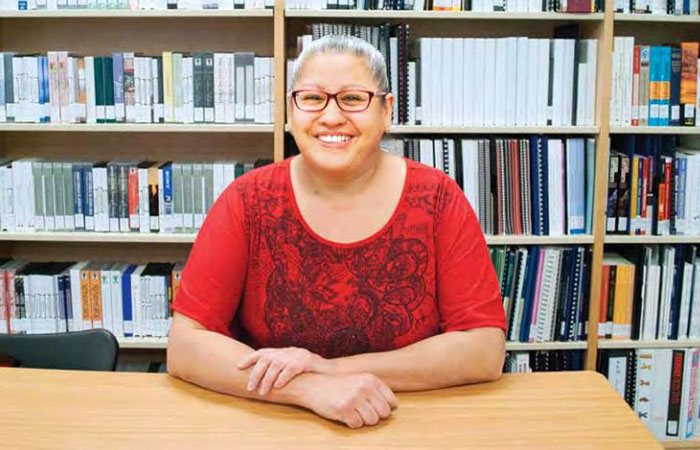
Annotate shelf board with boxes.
[285,10,604,20]
[661,439,700,449]
[391,125,600,134]
[598,340,700,350]
[605,235,700,245]
[0,123,274,133]
[615,13,700,23]
[610,126,700,135]
[506,341,588,351]
[0,232,197,243]
[285,124,599,134]
[0,9,273,18]
[486,235,594,245]
[118,337,168,349]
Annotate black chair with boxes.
[0,329,119,371]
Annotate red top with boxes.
[173,157,505,359]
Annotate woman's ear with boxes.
[383,93,395,133]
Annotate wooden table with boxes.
[1,368,660,449]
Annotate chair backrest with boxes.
[0,329,119,371]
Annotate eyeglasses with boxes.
[290,89,387,113]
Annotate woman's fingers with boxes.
[257,361,284,396]
[236,350,264,370]
[355,400,380,426]
[274,365,303,389]
[247,357,272,392]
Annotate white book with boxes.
[442,38,453,127]
[650,349,673,439]
[505,37,517,127]
[225,54,235,124]
[390,37,399,125]
[463,38,473,126]
[515,37,528,127]
[131,265,146,337]
[624,37,635,127]
[484,38,497,127]
[418,38,430,126]
[407,61,416,125]
[138,167,149,233]
[474,38,487,126]
[224,162,235,185]
[538,39,551,127]
[110,265,125,338]
[453,39,463,127]
[680,348,699,439]
[494,38,508,127]
[69,261,88,333]
[642,263,661,340]
[85,56,96,124]
[99,265,113,334]
[562,39,575,127]
[214,53,225,124]
[431,38,442,126]
[547,139,565,235]
[526,39,539,126]
[461,139,479,220]
[552,39,565,126]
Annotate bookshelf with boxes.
[2,1,700,445]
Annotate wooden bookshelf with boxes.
[506,341,588,351]
[0,9,274,18]
[598,340,700,350]
[605,235,700,244]
[285,10,605,20]
[486,235,595,245]
[615,13,700,23]
[119,337,168,349]
[0,123,274,133]
[610,126,700,134]
[0,232,197,243]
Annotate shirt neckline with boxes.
[284,154,411,249]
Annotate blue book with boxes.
[121,265,137,338]
[519,246,540,343]
[649,47,661,126]
[660,46,672,126]
[72,164,84,230]
[112,52,125,122]
[566,138,586,235]
[584,139,595,234]
[162,162,173,233]
[529,136,542,236]
[63,274,74,332]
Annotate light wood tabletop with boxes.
[1,368,661,449]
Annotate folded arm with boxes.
[332,328,506,392]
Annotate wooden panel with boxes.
[0,18,273,55]
[274,0,286,162]
[585,0,615,370]
[2,131,273,162]
[7,242,191,264]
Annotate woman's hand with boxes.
[300,372,398,428]
[236,347,335,396]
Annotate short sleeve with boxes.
[172,184,248,337]
[435,176,506,333]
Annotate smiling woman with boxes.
[166,35,506,430]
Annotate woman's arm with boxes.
[167,313,399,428]
[331,328,505,392]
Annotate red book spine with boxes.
[128,166,139,230]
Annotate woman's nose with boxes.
[318,97,347,126]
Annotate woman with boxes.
[167,35,506,429]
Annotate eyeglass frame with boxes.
[289,89,389,113]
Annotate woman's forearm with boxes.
[331,328,506,392]
[166,315,310,407]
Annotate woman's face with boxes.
[288,52,394,175]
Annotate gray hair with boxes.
[289,34,390,95]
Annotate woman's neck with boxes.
[293,152,384,200]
